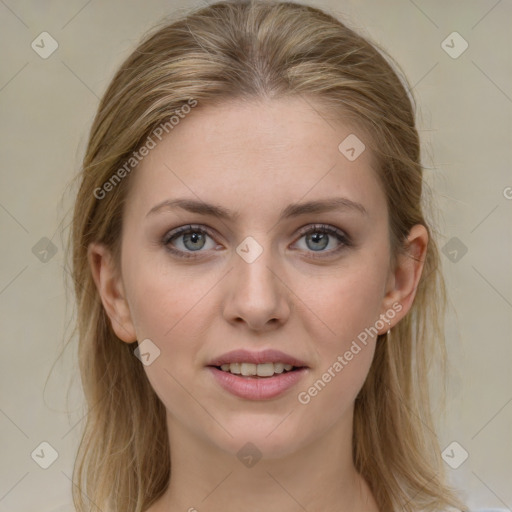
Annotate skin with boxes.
[89,96,428,512]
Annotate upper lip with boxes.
[207,349,308,368]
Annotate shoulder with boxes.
[445,508,508,512]
[470,509,510,512]
[465,509,509,512]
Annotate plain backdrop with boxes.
[0,1,511,511]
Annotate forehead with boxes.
[125,96,385,222]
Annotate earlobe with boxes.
[87,242,137,343]
[378,224,429,333]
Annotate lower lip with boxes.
[207,367,308,400]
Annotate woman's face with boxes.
[97,97,422,459]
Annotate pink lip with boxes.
[206,349,308,368]
[207,366,308,400]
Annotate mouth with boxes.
[205,349,309,400]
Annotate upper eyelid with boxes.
[163,224,212,242]
[296,223,347,237]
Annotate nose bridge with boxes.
[235,234,280,298]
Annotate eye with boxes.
[163,224,218,258]
[162,223,351,260]
[293,224,351,258]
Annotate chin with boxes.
[204,413,313,461]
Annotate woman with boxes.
[68,1,483,511]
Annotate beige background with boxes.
[0,1,511,511]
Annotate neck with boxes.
[152,410,379,512]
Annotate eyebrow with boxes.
[146,196,368,221]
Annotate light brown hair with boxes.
[66,1,465,511]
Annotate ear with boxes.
[377,224,429,334]
[87,242,137,343]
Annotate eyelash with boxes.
[162,223,352,260]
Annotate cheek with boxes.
[123,263,215,424]
[295,272,380,425]
[298,258,387,346]
[122,249,211,342]
[292,252,386,406]
[294,344,375,445]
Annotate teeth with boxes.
[256,363,274,377]
[240,363,257,376]
[273,363,284,373]
[219,362,297,377]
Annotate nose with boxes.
[222,242,291,332]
